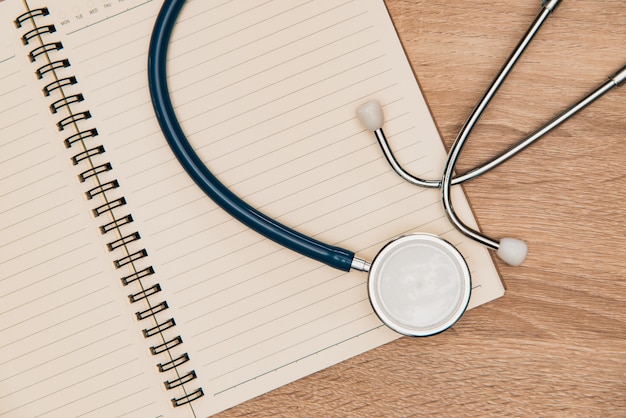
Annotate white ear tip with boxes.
[496,238,528,266]
[356,100,384,131]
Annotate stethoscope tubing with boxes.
[148,0,624,272]
[147,0,357,272]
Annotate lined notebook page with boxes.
[0,2,173,417]
[4,0,503,416]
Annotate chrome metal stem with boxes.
[442,2,558,250]
[455,65,625,183]
[374,128,435,188]
[377,63,625,188]
[351,257,371,273]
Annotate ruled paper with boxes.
[0,3,175,417]
[2,0,504,416]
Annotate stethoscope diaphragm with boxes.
[368,234,471,336]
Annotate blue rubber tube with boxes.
[147,0,355,272]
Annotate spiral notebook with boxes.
[0,0,504,416]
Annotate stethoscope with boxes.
[148,0,625,336]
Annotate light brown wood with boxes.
[219,1,626,416]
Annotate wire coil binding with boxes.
[14,7,50,28]
[15,5,203,409]
[29,42,63,62]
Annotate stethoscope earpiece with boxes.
[356,100,384,132]
[496,238,528,267]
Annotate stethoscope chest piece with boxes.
[368,234,471,337]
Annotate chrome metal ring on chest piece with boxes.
[368,234,471,336]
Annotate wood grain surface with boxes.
[219,1,626,416]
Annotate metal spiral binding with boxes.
[15,6,204,408]
[14,7,49,28]
[50,93,84,113]
[29,42,63,62]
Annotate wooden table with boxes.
[221,1,626,416]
